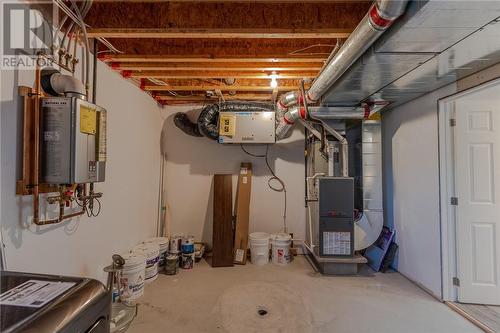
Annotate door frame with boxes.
[438,78,500,302]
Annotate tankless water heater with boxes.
[41,97,106,184]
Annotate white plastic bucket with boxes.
[249,232,270,266]
[120,252,146,301]
[271,233,292,265]
[133,243,160,283]
[143,237,169,272]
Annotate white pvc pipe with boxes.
[50,73,86,97]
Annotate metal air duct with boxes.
[307,0,408,102]
[275,0,408,140]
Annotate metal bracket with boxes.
[450,118,456,127]
[451,197,458,206]
[453,277,460,287]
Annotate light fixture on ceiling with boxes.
[270,72,278,88]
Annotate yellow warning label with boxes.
[219,114,236,137]
[80,105,96,135]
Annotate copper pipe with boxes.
[34,190,86,225]
[33,184,89,226]
[33,209,85,226]
[32,59,41,224]
[59,201,65,218]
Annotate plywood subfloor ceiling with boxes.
[86,1,371,105]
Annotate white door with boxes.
[454,82,500,305]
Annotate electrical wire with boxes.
[288,43,337,56]
[70,0,90,91]
[240,144,287,233]
[73,189,102,217]
[91,198,101,217]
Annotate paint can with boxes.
[120,252,146,301]
[183,235,195,245]
[169,233,183,254]
[133,243,160,283]
[181,252,194,270]
[143,237,169,272]
[271,233,292,265]
[165,254,178,275]
[249,232,270,265]
[181,243,195,254]
[182,235,195,263]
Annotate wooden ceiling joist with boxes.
[132,71,318,79]
[145,85,301,92]
[154,94,272,102]
[87,1,370,104]
[88,28,352,39]
[111,62,324,71]
[86,2,369,32]
[101,55,327,63]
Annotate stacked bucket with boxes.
[119,235,197,303]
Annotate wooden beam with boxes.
[145,85,300,92]
[132,71,318,79]
[88,28,352,39]
[154,94,272,101]
[91,1,371,3]
[101,55,327,63]
[86,2,369,33]
[111,62,324,71]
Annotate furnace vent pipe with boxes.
[41,68,87,98]
[306,0,408,102]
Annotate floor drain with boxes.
[257,308,268,317]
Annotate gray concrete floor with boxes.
[128,256,480,333]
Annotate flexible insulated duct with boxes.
[275,105,307,140]
[197,103,220,140]
[174,101,274,140]
[173,113,203,137]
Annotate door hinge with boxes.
[451,197,458,206]
[450,118,456,127]
[453,277,460,287]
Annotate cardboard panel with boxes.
[233,163,252,264]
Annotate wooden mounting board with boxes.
[16,86,58,195]
[212,174,234,267]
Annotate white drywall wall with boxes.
[161,106,306,247]
[382,63,500,298]
[0,59,163,283]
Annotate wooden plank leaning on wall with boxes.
[212,174,234,267]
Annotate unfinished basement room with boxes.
[1,0,500,332]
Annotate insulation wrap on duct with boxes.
[275,105,307,140]
[175,101,274,140]
[173,113,203,137]
[197,103,220,140]
[274,0,408,136]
